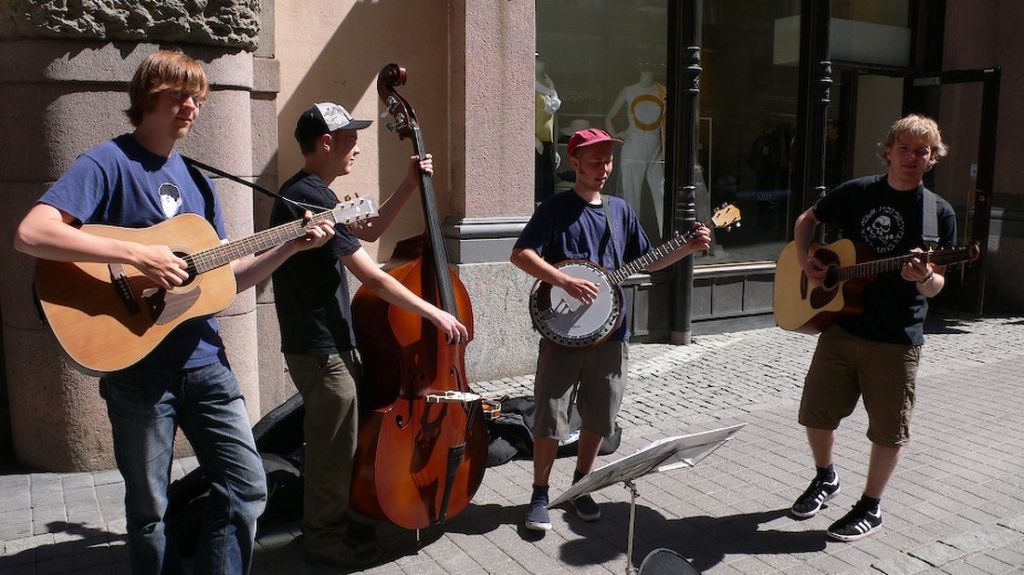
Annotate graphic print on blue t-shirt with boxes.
[159,182,183,218]
[859,205,906,255]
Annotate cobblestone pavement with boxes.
[2,313,1023,574]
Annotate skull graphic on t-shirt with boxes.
[860,206,904,255]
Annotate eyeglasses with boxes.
[165,89,205,107]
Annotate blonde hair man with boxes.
[788,114,954,542]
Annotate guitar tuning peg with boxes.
[734,222,741,229]
[366,222,374,228]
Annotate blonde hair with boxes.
[879,114,948,167]
[125,50,209,127]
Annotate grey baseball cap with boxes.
[294,102,372,143]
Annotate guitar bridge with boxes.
[108,263,141,315]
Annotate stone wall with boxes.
[0,0,260,49]
[0,0,275,471]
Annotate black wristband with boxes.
[918,270,935,284]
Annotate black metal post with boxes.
[668,0,702,345]
[806,0,832,242]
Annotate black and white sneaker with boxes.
[826,502,882,542]
[790,473,840,518]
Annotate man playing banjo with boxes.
[511,128,710,531]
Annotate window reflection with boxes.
[536,0,803,263]
[536,0,669,241]
[700,1,800,263]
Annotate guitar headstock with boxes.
[710,203,742,230]
[929,241,982,266]
[331,196,380,228]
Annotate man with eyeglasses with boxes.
[14,49,334,574]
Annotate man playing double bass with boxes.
[511,128,710,532]
[269,102,467,568]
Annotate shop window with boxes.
[701,1,801,264]
[536,0,670,242]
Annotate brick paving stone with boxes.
[5,314,1024,573]
[871,553,934,575]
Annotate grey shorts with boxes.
[533,339,628,440]
[799,325,921,447]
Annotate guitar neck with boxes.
[186,207,341,275]
[607,223,702,285]
[836,247,972,283]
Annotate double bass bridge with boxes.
[426,390,481,405]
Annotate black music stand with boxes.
[548,424,744,575]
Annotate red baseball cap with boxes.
[567,128,623,157]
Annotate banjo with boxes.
[528,203,741,347]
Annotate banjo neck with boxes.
[605,223,704,285]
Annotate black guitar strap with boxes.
[922,188,939,247]
[182,156,330,213]
[601,199,622,271]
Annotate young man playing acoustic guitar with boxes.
[788,114,954,541]
[13,50,336,574]
[511,128,710,531]
[269,103,468,568]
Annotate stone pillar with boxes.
[0,1,267,471]
[446,0,540,381]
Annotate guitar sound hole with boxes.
[822,268,838,290]
[175,251,197,287]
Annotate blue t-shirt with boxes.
[269,171,363,354]
[38,134,228,371]
[514,190,652,341]
[813,174,956,345]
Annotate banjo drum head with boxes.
[532,261,619,346]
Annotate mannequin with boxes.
[535,59,561,203]
[606,69,666,236]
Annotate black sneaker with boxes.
[525,493,552,531]
[571,494,601,522]
[826,502,882,542]
[790,473,840,518]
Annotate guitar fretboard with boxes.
[835,246,973,283]
[183,202,365,275]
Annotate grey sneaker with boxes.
[790,473,840,518]
[525,493,552,531]
[571,493,601,521]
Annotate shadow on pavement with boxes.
[554,504,826,572]
[0,522,127,573]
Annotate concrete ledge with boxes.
[0,41,254,88]
[444,217,528,264]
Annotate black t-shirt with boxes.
[270,171,363,354]
[813,174,956,345]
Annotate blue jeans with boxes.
[100,362,268,575]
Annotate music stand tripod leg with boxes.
[624,479,639,575]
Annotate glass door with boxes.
[904,68,1001,315]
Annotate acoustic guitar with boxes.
[773,239,980,334]
[529,203,741,347]
[35,197,377,374]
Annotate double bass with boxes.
[349,64,489,530]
